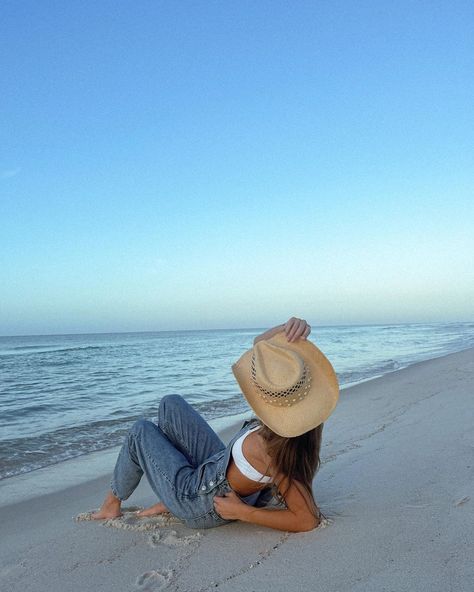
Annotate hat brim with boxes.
[232,332,339,437]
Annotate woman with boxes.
[92,317,339,533]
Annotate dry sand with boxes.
[1,346,473,591]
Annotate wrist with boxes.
[270,324,285,339]
[237,503,254,522]
[253,324,285,345]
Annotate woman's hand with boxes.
[253,317,311,345]
[284,317,311,342]
[213,490,248,521]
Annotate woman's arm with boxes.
[214,478,320,533]
[238,502,320,533]
[253,324,285,345]
[253,317,311,345]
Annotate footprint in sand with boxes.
[148,530,202,547]
[135,569,173,591]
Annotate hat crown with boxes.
[253,341,305,392]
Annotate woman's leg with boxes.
[92,490,123,519]
[156,394,225,466]
[93,395,224,520]
[93,417,197,519]
[138,395,226,517]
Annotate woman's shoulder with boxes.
[244,424,274,470]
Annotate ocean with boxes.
[1,322,473,481]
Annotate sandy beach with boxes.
[1,346,473,592]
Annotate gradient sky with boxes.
[1,1,473,336]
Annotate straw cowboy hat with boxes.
[232,332,339,437]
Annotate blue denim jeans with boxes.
[110,394,276,529]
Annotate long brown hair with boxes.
[253,418,324,519]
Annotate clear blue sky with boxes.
[1,1,473,335]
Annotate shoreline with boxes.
[1,345,473,591]
[1,343,473,507]
[2,323,473,485]
[0,410,252,508]
[3,323,473,471]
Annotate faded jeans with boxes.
[110,394,277,529]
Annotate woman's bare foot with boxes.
[137,502,169,517]
[91,491,123,520]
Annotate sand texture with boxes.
[1,346,473,591]
[75,507,183,530]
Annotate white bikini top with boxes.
[231,425,273,484]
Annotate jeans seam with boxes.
[130,432,177,492]
[161,419,194,463]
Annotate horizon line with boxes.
[1,319,472,339]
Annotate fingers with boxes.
[285,318,310,342]
[284,317,298,338]
[213,491,238,507]
[302,324,311,340]
[213,492,232,502]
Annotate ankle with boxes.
[104,491,121,507]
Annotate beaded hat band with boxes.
[250,353,312,407]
